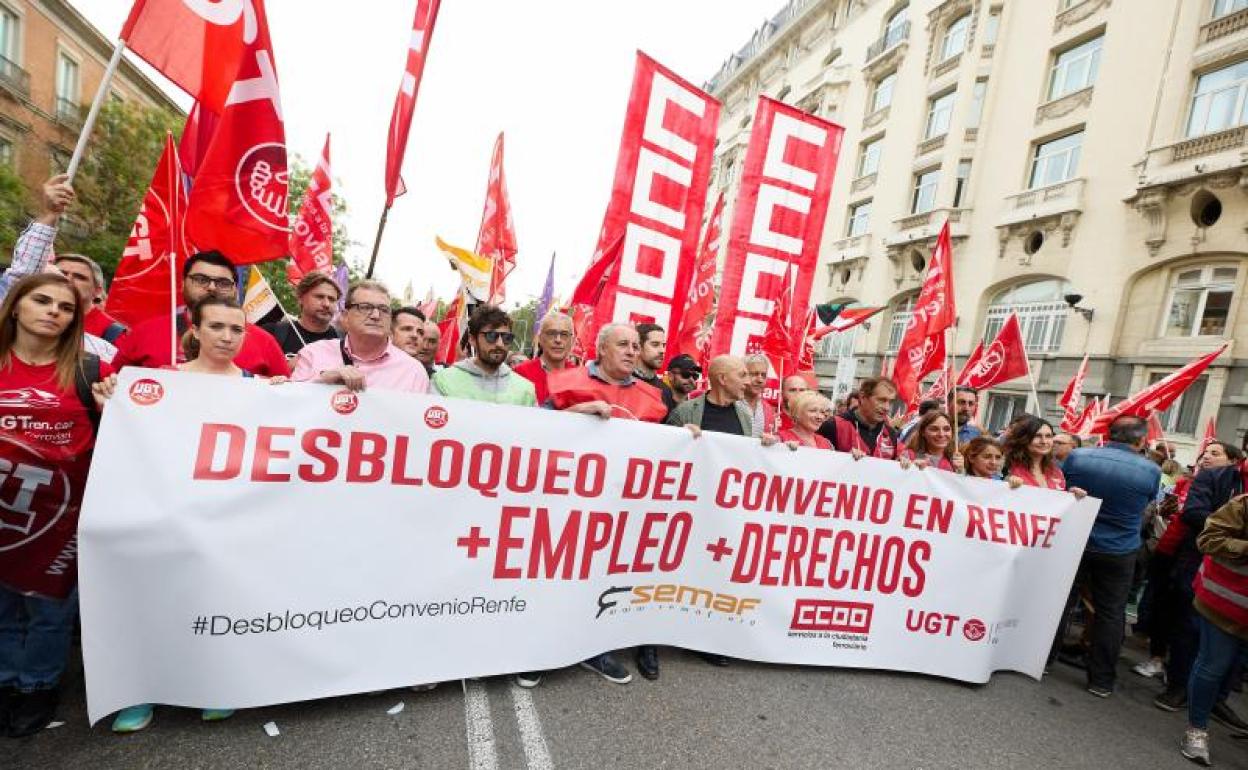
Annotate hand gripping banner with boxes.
[79,370,1099,723]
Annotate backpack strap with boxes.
[74,353,102,436]
[101,321,128,344]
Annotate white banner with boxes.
[79,370,1099,723]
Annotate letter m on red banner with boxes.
[589,52,720,364]
[710,97,844,365]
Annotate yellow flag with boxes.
[435,236,492,303]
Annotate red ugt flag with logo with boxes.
[957,313,1029,390]
[1088,345,1227,434]
[892,222,956,402]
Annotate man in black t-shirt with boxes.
[262,272,340,364]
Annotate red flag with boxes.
[711,97,845,366]
[675,193,724,360]
[180,0,289,263]
[1059,355,1089,432]
[957,313,1029,390]
[798,310,817,372]
[122,0,257,115]
[288,134,334,283]
[105,133,191,327]
[1147,413,1166,445]
[585,53,720,366]
[1199,417,1218,456]
[911,366,951,413]
[479,133,518,305]
[384,0,442,207]
[892,222,956,401]
[811,306,884,340]
[177,101,217,179]
[436,292,463,365]
[758,265,796,375]
[567,234,624,361]
[1089,345,1228,435]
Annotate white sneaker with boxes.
[1181,728,1211,766]
[1133,659,1165,678]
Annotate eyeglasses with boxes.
[186,274,237,291]
[347,302,393,317]
[541,329,572,339]
[481,330,515,345]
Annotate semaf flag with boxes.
[436,236,492,303]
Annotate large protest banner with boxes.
[79,371,1098,723]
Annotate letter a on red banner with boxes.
[709,97,844,367]
[581,52,720,363]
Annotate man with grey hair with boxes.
[52,253,128,343]
[292,280,428,393]
[741,353,775,437]
[514,311,574,404]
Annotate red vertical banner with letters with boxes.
[580,52,720,363]
[709,97,844,375]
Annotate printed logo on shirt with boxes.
[0,434,71,552]
[330,389,358,415]
[0,387,61,410]
[129,379,165,406]
[424,406,448,429]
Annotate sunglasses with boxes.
[481,330,515,345]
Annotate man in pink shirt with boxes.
[292,280,429,393]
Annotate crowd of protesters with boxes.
[0,177,1246,766]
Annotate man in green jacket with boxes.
[432,305,536,406]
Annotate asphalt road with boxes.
[10,642,1248,769]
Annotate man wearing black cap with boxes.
[664,353,702,411]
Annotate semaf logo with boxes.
[330,389,358,415]
[790,599,873,634]
[129,379,164,406]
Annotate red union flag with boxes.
[758,264,796,375]
[957,314,1029,390]
[675,192,724,360]
[893,223,956,402]
[106,133,191,327]
[181,0,289,263]
[384,0,442,207]
[710,97,844,371]
[479,133,517,305]
[1200,416,1218,456]
[1089,345,1228,434]
[580,52,720,362]
[288,134,334,283]
[1058,355,1089,432]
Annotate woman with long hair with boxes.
[901,410,964,473]
[0,274,116,737]
[1003,415,1085,496]
[111,297,284,735]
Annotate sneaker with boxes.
[636,646,659,681]
[1156,688,1188,713]
[1134,659,1166,678]
[1087,684,1112,699]
[409,683,438,692]
[7,689,59,738]
[1213,700,1248,734]
[514,672,543,689]
[1181,727,1212,766]
[580,653,632,685]
[111,704,155,734]
[200,709,235,722]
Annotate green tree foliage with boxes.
[0,163,31,258]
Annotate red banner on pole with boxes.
[384,0,442,207]
[1089,345,1228,435]
[1058,355,1089,432]
[479,133,517,305]
[709,97,844,372]
[956,314,1029,391]
[288,134,334,283]
[893,222,956,403]
[576,52,720,361]
[675,192,724,360]
[106,133,190,328]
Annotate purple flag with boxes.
[535,252,555,328]
[334,264,349,314]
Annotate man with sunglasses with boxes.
[432,304,535,405]
[112,251,287,376]
[513,311,574,404]
[663,354,701,408]
[291,280,429,393]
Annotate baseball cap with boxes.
[667,354,702,375]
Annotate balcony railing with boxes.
[999,178,1085,227]
[1171,125,1248,162]
[0,55,30,98]
[54,97,83,130]
[866,20,910,63]
[1203,7,1248,44]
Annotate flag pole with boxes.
[67,40,127,183]
[365,204,391,278]
[1024,353,1042,415]
[169,247,177,366]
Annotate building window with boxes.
[940,15,970,62]
[1186,60,1248,138]
[985,394,1028,434]
[911,168,940,213]
[55,52,79,116]
[871,71,897,113]
[887,296,915,353]
[857,137,882,177]
[925,91,955,139]
[967,79,988,129]
[1163,265,1237,337]
[0,136,12,167]
[1029,131,1082,188]
[0,6,18,64]
[1150,373,1208,435]
[984,279,1071,353]
[884,6,909,49]
[1048,36,1102,101]
[847,200,872,237]
[983,8,1001,45]
[821,325,859,359]
[49,147,70,174]
[1214,0,1248,19]
[953,160,972,207]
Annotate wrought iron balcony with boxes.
[0,55,30,98]
[54,97,83,130]
[866,20,910,63]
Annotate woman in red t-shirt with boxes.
[0,273,116,736]
[779,391,834,449]
[901,410,965,473]
[1003,415,1086,497]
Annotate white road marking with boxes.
[462,679,500,770]
[509,683,555,770]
